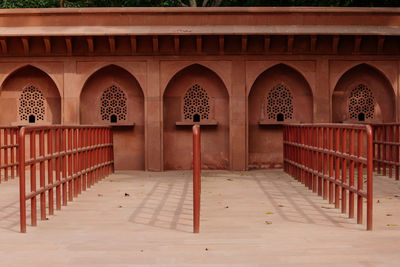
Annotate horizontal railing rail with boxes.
[19,125,114,233]
[283,123,373,230]
[371,123,400,180]
[0,127,19,183]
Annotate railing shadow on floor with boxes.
[249,170,360,229]
[128,175,193,233]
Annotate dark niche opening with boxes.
[358,113,365,122]
[29,115,35,123]
[277,113,284,122]
[110,114,117,123]
[193,113,200,122]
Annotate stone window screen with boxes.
[348,84,374,121]
[264,84,293,122]
[183,84,210,122]
[18,85,46,123]
[100,85,127,123]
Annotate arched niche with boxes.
[0,65,61,125]
[248,63,313,169]
[163,64,229,170]
[80,65,144,170]
[332,64,395,123]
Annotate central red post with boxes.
[193,125,201,233]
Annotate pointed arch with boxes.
[332,63,395,123]
[80,64,145,99]
[162,63,230,97]
[248,63,314,97]
[80,64,145,170]
[163,63,229,170]
[0,64,61,97]
[0,65,61,125]
[247,63,313,169]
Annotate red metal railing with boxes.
[19,126,114,233]
[283,124,373,230]
[372,123,400,180]
[193,125,201,233]
[0,127,19,183]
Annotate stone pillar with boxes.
[230,59,247,170]
[63,60,80,124]
[315,57,330,122]
[145,58,163,171]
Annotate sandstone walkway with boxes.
[0,170,399,266]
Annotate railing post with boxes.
[366,125,373,231]
[19,127,26,233]
[193,124,201,234]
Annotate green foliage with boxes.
[0,0,398,8]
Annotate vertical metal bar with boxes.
[73,128,78,197]
[30,131,37,226]
[19,128,26,233]
[193,125,201,233]
[329,128,334,204]
[382,126,386,176]
[82,129,87,192]
[323,128,328,200]
[313,127,317,192]
[389,125,393,178]
[48,129,54,215]
[89,128,94,186]
[396,126,399,180]
[39,130,46,221]
[377,126,381,174]
[16,128,19,177]
[55,128,61,210]
[357,130,364,225]
[110,128,115,173]
[78,128,83,193]
[317,127,323,196]
[62,128,67,206]
[341,129,347,214]
[366,126,373,231]
[10,128,15,179]
[335,128,340,209]
[349,129,355,219]
[68,128,73,201]
[4,128,8,181]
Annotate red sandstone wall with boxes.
[0,65,61,125]
[248,64,313,169]
[163,64,229,170]
[80,65,145,170]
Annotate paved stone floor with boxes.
[0,169,399,266]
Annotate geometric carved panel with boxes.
[18,85,46,121]
[349,84,374,121]
[100,85,127,122]
[264,84,293,121]
[183,84,210,121]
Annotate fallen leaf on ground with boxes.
[321,206,334,209]
[377,200,380,203]
[225,206,229,209]
[387,224,398,227]
[205,248,209,251]
[265,212,273,214]
[227,178,233,181]
[118,205,123,208]
[278,204,284,207]
[124,193,130,197]
[97,194,103,197]
[386,196,392,200]
[386,214,393,216]
[265,221,272,224]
